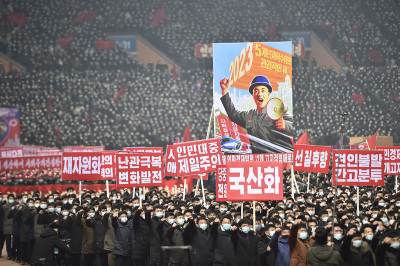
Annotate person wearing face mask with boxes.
[375,230,400,266]
[37,203,58,226]
[111,210,133,266]
[231,219,261,266]
[332,224,344,251]
[269,226,291,266]
[340,230,376,266]
[182,216,212,266]
[132,206,151,266]
[101,207,117,266]
[147,204,165,266]
[76,208,96,265]
[8,199,29,264]
[360,224,376,247]
[165,212,189,266]
[210,216,236,266]
[88,205,107,266]
[288,219,313,265]
[306,227,343,266]
[258,224,276,266]
[2,194,16,260]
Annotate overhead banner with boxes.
[0,108,20,147]
[332,150,384,186]
[101,151,117,180]
[165,145,178,177]
[376,146,400,175]
[62,152,102,180]
[0,155,62,171]
[173,138,222,176]
[116,152,164,187]
[0,147,23,158]
[224,161,283,201]
[213,42,293,154]
[293,144,331,173]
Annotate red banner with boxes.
[116,153,164,187]
[95,40,116,50]
[165,145,178,177]
[123,147,163,153]
[0,179,192,197]
[173,138,222,176]
[293,144,331,173]
[0,147,23,158]
[216,165,227,201]
[22,146,45,156]
[151,8,166,28]
[332,150,384,186]
[223,153,293,170]
[62,152,102,181]
[7,12,30,25]
[57,35,72,48]
[73,10,95,24]
[101,151,117,180]
[195,44,213,58]
[0,156,62,171]
[376,146,400,175]
[226,161,283,201]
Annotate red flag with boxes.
[47,92,52,116]
[73,11,95,24]
[348,23,363,38]
[151,8,166,28]
[183,124,191,142]
[115,83,125,104]
[172,64,178,80]
[366,130,378,150]
[266,22,276,38]
[57,35,72,48]
[54,127,62,140]
[351,93,364,107]
[369,50,382,64]
[95,40,116,50]
[7,12,29,25]
[297,131,310,145]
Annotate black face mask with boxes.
[281,235,289,239]
[208,217,216,223]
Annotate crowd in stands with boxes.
[1,176,400,266]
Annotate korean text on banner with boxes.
[0,155,62,171]
[173,138,222,176]
[376,146,400,175]
[124,147,163,153]
[332,150,384,186]
[226,161,283,201]
[0,147,23,158]
[216,165,228,201]
[213,42,293,154]
[101,151,117,180]
[165,145,178,177]
[62,152,102,181]
[116,153,164,187]
[293,144,331,173]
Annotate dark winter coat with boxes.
[26,209,44,239]
[375,243,400,266]
[231,230,261,266]
[258,234,276,266]
[166,225,188,266]
[2,202,16,234]
[90,215,106,253]
[31,227,72,265]
[132,211,150,260]
[75,213,95,255]
[182,219,213,266]
[101,213,115,252]
[307,244,344,266]
[62,214,82,255]
[210,223,235,266]
[112,216,134,257]
[340,236,376,266]
[270,231,290,266]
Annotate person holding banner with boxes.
[220,77,294,153]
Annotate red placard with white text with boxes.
[124,147,163,153]
[101,151,117,180]
[0,147,24,158]
[332,150,384,186]
[226,161,283,201]
[293,144,331,173]
[116,152,164,187]
[0,155,62,171]
[62,152,102,180]
[376,146,400,175]
[173,138,222,176]
[216,165,228,201]
[165,145,178,177]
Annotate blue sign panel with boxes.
[281,32,311,51]
[109,35,136,53]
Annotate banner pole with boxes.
[241,202,244,219]
[253,201,256,235]
[291,167,295,199]
[200,175,206,205]
[290,165,299,194]
[356,186,359,216]
[139,187,142,207]
[133,187,136,199]
[183,178,186,201]
[307,173,310,193]
[396,176,398,195]
[79,181,82,206]
[106,180,109,199]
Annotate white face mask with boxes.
[269,231,276,237]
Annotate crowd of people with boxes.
[1,174,400,266]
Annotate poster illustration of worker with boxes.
[213,42,293,154]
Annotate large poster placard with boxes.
[0,108,20,147]
[293,144,331,173]
[226,161,283,201]
[0,155,61,171]
[213,42,293,154]
[332,150,384,186]
[62,152,102,180]
[376,146,400,175]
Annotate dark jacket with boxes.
[31,227,72,265]
[102,213,115,252]
[210,222,235,266]
[112,216,133,257]
[182,219,213,266]
[2,202,16,234]
[166,225,188,266]
[132,210,150,260]
[232,230,261,266]
[26,209,45,239]
[307,244,344,266]
[375,243,400,266]
[75,213,95,255]
[62,214,82,255]
[270,231,290,266]
[90,215,106,253]
[148,215,165,266]
[258,233,276,266]
[38,211,59,226]
[340,236,376,266]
